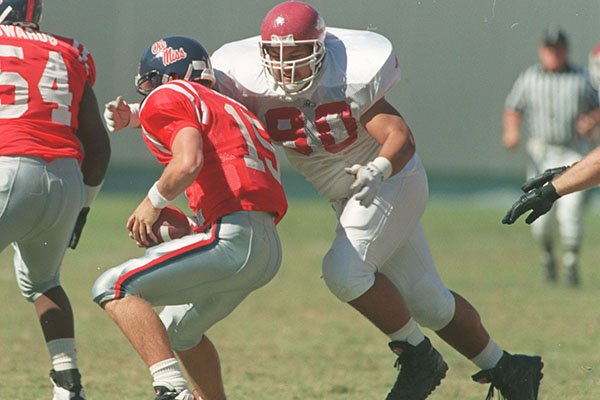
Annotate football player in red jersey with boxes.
[0,1,110,399]
[93,36,287,400]
[105,3,545,400]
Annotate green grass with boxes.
[2,193,600,399]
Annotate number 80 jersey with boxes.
[212,28,401,201]
[0,26,95,162]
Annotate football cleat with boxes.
[472,351,543,400]
[50,369,86,400]
[386,337,448,400]
[154,384,196,400]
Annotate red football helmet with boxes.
[589,42,600,89]
[259,1,326,94]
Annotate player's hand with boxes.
[502,184,560,225]
[69,207,90,249]
[127,198,161,247]
[576,113,599,136]
[520,165,569,192]
[104,96,133,133]
[344,162,385,207]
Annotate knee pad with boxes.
[91,268,121,306]
[322,245,375,303]
[406,278,455,331]
[160,304,204,352]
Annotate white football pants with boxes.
[322,154,455,331]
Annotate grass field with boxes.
[2,193,600,399]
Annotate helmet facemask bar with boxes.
[260,37,325,94]
[135,70,167,96]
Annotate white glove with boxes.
[344,157,393,207]
[103,96,140,132]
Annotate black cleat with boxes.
[472,351,543,400]
[386,337,448,400]
[50,368,86,400]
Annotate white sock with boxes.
[470,339,504,370]
[47,338,78,372]
[149,358,188,393]
[387,318,425,346]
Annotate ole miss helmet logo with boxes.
[151,39,188,67]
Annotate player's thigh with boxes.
[337,154,428,267]
[93,211,281,307]
[0,157,49,249]
[12,159,84,300]
[380,224,454,330]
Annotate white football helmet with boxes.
[259,1,326,94]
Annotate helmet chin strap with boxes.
[0,6,13,25]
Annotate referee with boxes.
[503,26,600,286]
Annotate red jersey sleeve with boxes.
[139,83,204,163]
[55,35,96,86]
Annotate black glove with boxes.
[502,184,560,225]
[520,165,569,192]
[69,207,90,249]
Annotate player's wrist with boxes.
[540,183,560,201]
[147,181,170,209]
[83,181,103,208]
[128,103,141,128]
[371,156,393,180]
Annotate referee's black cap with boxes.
[542,26,568,48]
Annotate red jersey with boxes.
[0,26,95,161]
[139,80,287,229]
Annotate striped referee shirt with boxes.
[505,63,599,145]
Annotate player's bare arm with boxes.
[128,127,203,247]
[344,98,416,207]
[502,109,521,149]
[360,97,416,175]
[552,146,600,195]
[76,82,111,186]
[70,82,111,249]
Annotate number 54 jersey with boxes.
[139,80,287,230]
[0,25,95,162]
[212,28,401,202]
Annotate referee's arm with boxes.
[503,109,521,149]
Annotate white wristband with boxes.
[84,181,103,208]
[128,103,141,128]
[147,181,170,209]
[372,156,393,180]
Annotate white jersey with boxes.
[212,28,401,201]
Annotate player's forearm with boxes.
[553,147,600,195]
[378,127,416,176]
[155,159,202,202]
[80,147,110,186]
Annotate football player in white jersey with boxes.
[104,2,543,399]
